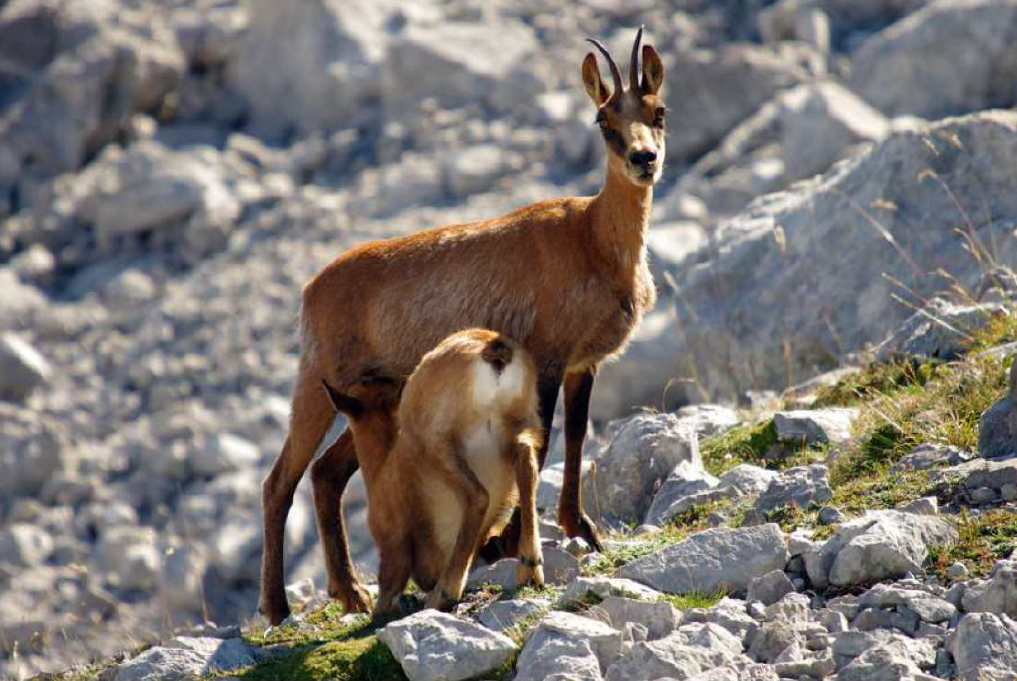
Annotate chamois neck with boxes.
[588,162,653,269]
[348,426,393,488]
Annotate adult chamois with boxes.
[260,27,666,624]
[321,329,544,617]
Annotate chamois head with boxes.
[582,27,666,187]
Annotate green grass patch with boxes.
[658,592,725,610]
[829,353,1007,481]
[928,508,1017,580]
[581,526,686,577]
[238,608,406,681]
[700,419,830,477]
[700,420,778,475]
[238,635,404,681]
[827,469,943,516]
[966,308,1017,353]
[582,499,737,577]
[812,360,943,408]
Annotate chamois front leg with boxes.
[373,540,412,622]
[310,428,373,615]
[560,368,604,552]
[514,429,544,588]
[426,442,490,611]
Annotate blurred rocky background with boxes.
[1,0,1016,678]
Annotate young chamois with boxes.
[321,329,544,615]
[260,28,668,624]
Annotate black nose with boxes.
[629,150,657,166]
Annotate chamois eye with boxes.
[595,111,608,129]
[653,106,667,127]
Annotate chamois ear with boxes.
[321,380,363,418]
[582,53,611,106]
[641,45,664,95]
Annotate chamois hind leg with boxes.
[425,441,490,611]
[310,428,372,615]
[479,372,561,562]
[560,368,604,552]
[373,540,412,622]
[514,429,544,588]
[259,366,345,625]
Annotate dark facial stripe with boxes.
[601,127,627,157]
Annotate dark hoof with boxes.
[341,585,374,615]
[577,513,606,553]
[258,599,291,626]
[561,509,605,553]
[478,535,509,563]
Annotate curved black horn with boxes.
[630,25,643,91]
[586,37,623,96]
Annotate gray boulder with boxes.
[191,433,261,478]
[680,81,889,219]
[594,597,681,641]
[747,570,796,606]
[876,298,1009,361]
[227,0,389,136]
[515,636,601,681]
[892,442,973,471]
[664,111,1017,404]
[759,2,831,52]
[12,141,244,267]
[582,413,699,526]
[961,559,1017,618]
[673,404,741,438]
[0,13,184,180]
[835,635,937,681]
[773,410,858,445]
[979,361,1016,459]
[858,583,956,624]
[542,546,581,586]
[0,332,51,402]
[816,510,958,587]
[947,612,1017,681]
[754,464,833,514]
[718,464,780,495]
[603,623,745,681]
[849,0,1017,118]
[560,577,663,605]
[97,526,161,592]
[748,618,801,663]
[467,558,519,591]
[382,21,543,122]
[665,44,809,161]
[644,461,719,526]
[115,637,258,681]
[0,523,53,568]
[618,524,789,596]
[377,610,517,681]
[943,457,1017,501]
[477,599,549,633]
[516,611,622,680]
[682,597,760,645]
[445,144,510,198]
[0,411,66,500]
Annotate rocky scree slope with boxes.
[2,0,1017,678]
[49,302,1017,681]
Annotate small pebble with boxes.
[946,562,969,580]
[818,505,845,525]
